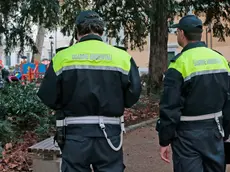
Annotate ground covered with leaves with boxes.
[0,82,159,172]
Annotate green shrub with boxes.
[0,82,55,144]
[0,120,15,145]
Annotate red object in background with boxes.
[0,60,3,68]
[28,67,33,82]
[8,76,19,82]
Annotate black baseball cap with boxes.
[171,15,203,33]
[76,10,103,25]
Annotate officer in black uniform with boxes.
[37,10,141,172]
[157,15,230,172]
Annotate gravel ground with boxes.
[123,124,173,172]
[123,124,230,172]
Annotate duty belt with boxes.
[180,111,224,137]
[56,116,125,151]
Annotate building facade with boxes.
[129,15,230,72]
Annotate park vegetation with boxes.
[0,0,230,171]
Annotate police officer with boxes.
[37,10,141,172]
[157,15,230,172]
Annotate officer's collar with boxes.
[79,34,103,42]
[182,41,207,53]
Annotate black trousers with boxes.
[172,120,225,172]
[61,134,125,172]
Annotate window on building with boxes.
[17,56,20,64]
[5,56,11,66]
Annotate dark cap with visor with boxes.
[170,15,203,33]
[76,10,103,25]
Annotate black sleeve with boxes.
[158,68,183,146]
[124,58,142,108]
[37,61,62,110]
[223,75,230,141]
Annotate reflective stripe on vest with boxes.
[55,65,129,76]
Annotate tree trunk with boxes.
[31,25,46,62]
[147,0,168,95]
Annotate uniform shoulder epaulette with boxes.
[56,46,69,53]
[170,53,182,62]
[212,49,223,56]
[114,46,127,51]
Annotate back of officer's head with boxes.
[75,10,104,40]
[171,15,203,47]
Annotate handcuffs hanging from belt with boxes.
[54,115,126,152]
